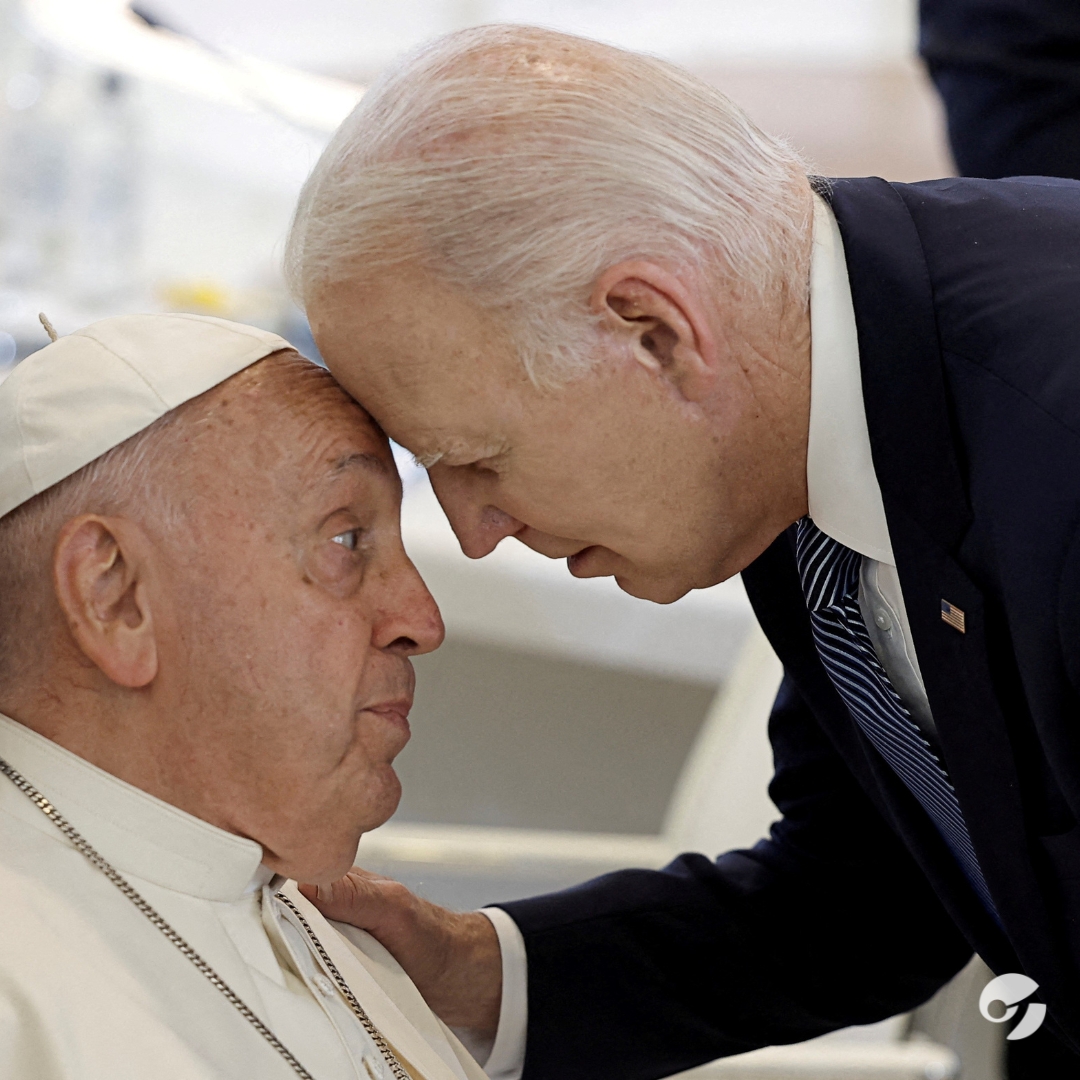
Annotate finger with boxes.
[304,867,410,930]
[297,869,369,910]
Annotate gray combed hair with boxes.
[285,24,811,386]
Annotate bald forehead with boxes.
[174,351,390,504]
[368,29,628,166]
[440,26,621,82]
[193,353,378,445]
[207,351,356,419]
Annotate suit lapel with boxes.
[744,532,1016,965]
[827,178,1080,1035]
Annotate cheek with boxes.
[250,616,381,786]
[522,449,664,541]
[180,563,375,717]
[279,602,375,700]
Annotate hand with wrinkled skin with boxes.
[299,867,503,1039]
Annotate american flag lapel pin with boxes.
[941,599,966,633]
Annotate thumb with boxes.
[298,867,414,934]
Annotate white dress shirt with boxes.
[477,194,937,1080]
[0,712,486,1080]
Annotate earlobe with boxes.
[53,516,159,688]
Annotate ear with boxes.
[52,515,159,688]
[590,260,719,401]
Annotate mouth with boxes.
[361,698,413,737]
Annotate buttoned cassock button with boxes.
[363,1052,386,1079]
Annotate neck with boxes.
[769,281,813,522]
[0,672,216,830]
[756,230,813,516]
[702,267,812,582]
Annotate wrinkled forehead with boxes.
[184,352,398,504]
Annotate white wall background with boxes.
[146,0,919,78]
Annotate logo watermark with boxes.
[980,974,1047,1040]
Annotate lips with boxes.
[361,698,413,735]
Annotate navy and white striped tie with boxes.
[794,516,998,918]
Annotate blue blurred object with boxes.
[0,331,15,368]
[278,307,324,367]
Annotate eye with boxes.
[331,528,361,552]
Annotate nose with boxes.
[428,465,524,558]
[373,556,445,656]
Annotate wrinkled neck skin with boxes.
[1,652,206,821]
[699,265,812,584]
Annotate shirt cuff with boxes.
[478,906,527,1080]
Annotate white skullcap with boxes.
[0,313,292,520]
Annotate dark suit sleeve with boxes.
[497,675,972,1080]
[919,0,1080,179]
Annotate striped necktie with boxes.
[794,516,998,918]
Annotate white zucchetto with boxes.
[0,313,292,520]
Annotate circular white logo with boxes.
[979,973,1047,1041]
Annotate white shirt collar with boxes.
[806,194,895,566]
[0,712,267,902]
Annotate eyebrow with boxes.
[328,451,394,478]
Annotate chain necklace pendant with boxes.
[0,756,411,1080]
[275,893,412,1080]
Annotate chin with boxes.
[366,767,403,825]
[340,773,403,849]
[614,572,693,605]
[271,777,403,884]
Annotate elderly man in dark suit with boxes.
[286,24,1080,1080]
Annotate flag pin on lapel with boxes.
[941,599,966,633]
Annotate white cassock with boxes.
[0,713,488,1080]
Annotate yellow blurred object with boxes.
[159,280,233,316]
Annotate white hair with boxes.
[285,25,812,386]
[0,404,192,686]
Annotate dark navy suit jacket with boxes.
[498,176,1080,1080]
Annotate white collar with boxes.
[806,194,895,566]
[0,712,267,902]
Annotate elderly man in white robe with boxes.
[0,312,484,1080]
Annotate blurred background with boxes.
[0,0,953,856]
[2,3,987,1076]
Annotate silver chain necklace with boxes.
[0,756,411,1080]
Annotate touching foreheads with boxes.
[285,24,812,386]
